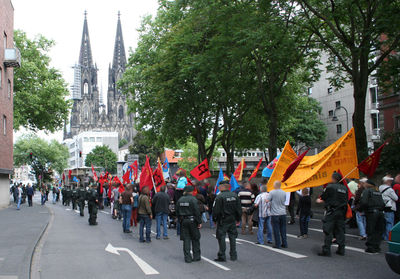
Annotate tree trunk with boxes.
[268,98,278,161]
[225,149,235,176]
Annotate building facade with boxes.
[309,53,380,153]
[63,131,118,169]
[64,12,135,143]
[0,0,20,208]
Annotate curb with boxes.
[29,205,54,279]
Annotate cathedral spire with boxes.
[79,11,93,68]
[112,11,126,71]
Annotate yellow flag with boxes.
[267,128,359,192]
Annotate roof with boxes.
[164,150,183,164]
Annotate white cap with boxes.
[359,178,368,183]
[383,176,394,182]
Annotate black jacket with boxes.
[152,192,170,214]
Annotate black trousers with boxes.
[28,195,33,206]
[366,211,385,252]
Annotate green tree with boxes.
[14,134,69,184]
[178,141,220,172]
[297,0,400,160]
[128,131,163,166]
[13,30,70,132]
[119,138,128,148]
[85,145,118,174]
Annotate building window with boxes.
[83,105,89,121]
[84,137,89,142]
[336,124,342,134]
[3,115,6,135]
[371,113,378,131]
[7,79,11,98]
[370,87,377,104]
[83,82,89,94]
[328,87,333,94]
[0,67,2,88]
[96,137,102,142]
[118,105,124,119]
[328,110,333,117]
[335,101,341,108]
[395,116,400,130]
[90,137,95,142]
[307,87,312,95]
[3,32,7,49]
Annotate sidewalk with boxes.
[0,198,50,279]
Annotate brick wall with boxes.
[0,0,14,173]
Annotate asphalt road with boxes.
[36,200,395,279]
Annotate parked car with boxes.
[386,222,400,275]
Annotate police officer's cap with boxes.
[219,180,230,186]
[332,172,342,182]
[183,186,194,193]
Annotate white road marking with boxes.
[74,210,79,214]
[201,256,230,271]
[0,276,18,279]
[308,228,359,238]
[65,208,71,211]
[236,238,307,259]
[105,243,159,275]
[101,211,110,215]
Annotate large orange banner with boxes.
[267,128,359,192]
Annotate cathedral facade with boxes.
[64,12,135,143]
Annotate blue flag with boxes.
[230,174,240,192]
[214,168,224,194]
[72,176,79,183]
[162,158,170,179]
[262,153,281,178]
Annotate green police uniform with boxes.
[77,187,86,216]
[360,187,385,253]
[320,183,348,256]
[87,186,98,225]
[61,188,66,205]
[71,188,79,210]
[212,190,242,261]
[65,188,72,206]
[176,187,202,263]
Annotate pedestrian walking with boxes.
[176,186,202,263]
[120,184,133,233]
[317,172,348,256]
[130,184,139,227]
[87,183,99,226]
[297,188,312,238]
[152,185,170,239]
[16,184,22,210]
[254,185,272,245]
[360,180,385,254]
[212,181,242,262]
[138,186,153,243]
[287,192,296,225]
[267,181,288,249]
[354,178,368,240]
[379,176,398,240]
[238,181,255,234]
[77,185,86,217]
[26,183,34,207]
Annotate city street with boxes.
[20,198,394,279]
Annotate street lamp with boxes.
[332,105,349,132]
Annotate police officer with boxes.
[61,187,66,205]
[65,186,72,206]
[176,186,202,263]
[360,180,385,253]
[212,180,242,262]
[71,186,79,210]
[87,183,99,225]
[317,172,348,256]
[77,185,86,217]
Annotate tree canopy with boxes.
[14,134,69,183]
[13,30,70,133]
[128,131,163,167]
[85,145,118,174]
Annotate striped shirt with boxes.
[238,189,255,208]
[255,192,270,218]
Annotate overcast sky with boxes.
[12,0,159,142]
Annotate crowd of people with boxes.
[13,169,399,261]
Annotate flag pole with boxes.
[339,166,358,183]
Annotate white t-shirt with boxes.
[255,192,270,218]
[18,187,22,198]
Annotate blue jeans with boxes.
[384,211,394,241]
[139,215,152,242]
[156,212,168,238]
[17,197,21,210]
[52,193,57,204]
[209,213,214,228]
[299,215,310,235]
[202,212,208,223]
[121,205,132,232]
[356,211,367,237]
[271,215,287,248]
[41,194,46,205]
[257,216,272,244]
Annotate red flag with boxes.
[358,142,388,177]
[62,172,65,182]
[91,164,98,182]
[249,158,263,181]
[68,169,72,180]
[99,175,105,194]
[153,160,166,192]
[337,169,353,200]
[113,176,125,193]
[282,148,309,182]
[190,159,211,181]
[140,156,154,191]
[122,168,131,184]
[131,160,138,181]
[233,159,247,181]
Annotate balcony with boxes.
[4,48,21,68]
[371,128,381,141]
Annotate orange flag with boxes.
[233,158,246,181]
[153,158,166,192]
[249,158,263,181]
